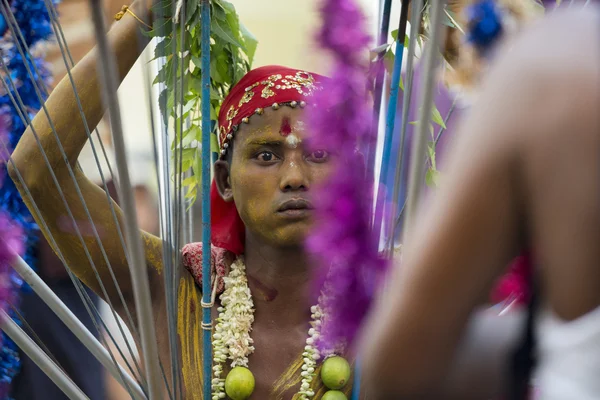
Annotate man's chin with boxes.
[268,224,312,248]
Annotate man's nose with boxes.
[279,157,309,192]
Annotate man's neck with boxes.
[243,235,313,327]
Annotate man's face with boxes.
[227,107,335,248]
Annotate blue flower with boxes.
[466,0,504,55]
[0,0,58,391]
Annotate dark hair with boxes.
[225,140,234,169]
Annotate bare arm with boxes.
[361,9,599,399]
[8,1,163,312]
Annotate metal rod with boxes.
[350,359,361,400]
[365,0,393,183]
[10,255,146,400]
[88,0,163,397]
[373,0,411,246]
[0,0,143,350]
[378,0,410,188]
[0,310,90,400]
[0,126,148,396]
[200,1,213,398]
[387,0,423,252]
[402,0,446,240]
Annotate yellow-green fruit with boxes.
[322,390,348,400]
[224,367,255,400]
[321,356,351,390]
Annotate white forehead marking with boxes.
[285,134,301,149]
[293,120,307,133]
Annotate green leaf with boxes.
[145,17,173,39]
[182,159,194,172]
[210,132,219,153]
[186,0,199,23]
[431,105,446,129]
[383,49,395,74]
[192,149,202,181]
[240,24,258,66]
[211,18,243,48]
[218,0,236,14]
[158,89,168,125]
[425,168,440,187]
[390,30,410,49]
[153,61,171,84]
[399,75,404,91]
[185,186,197,201]
[153,38,172,61]
[427,141,438,170]
[182,175,197,186]
[212,2,228,21]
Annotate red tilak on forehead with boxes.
[279,116,292,136]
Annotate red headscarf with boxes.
[211,65,326,255]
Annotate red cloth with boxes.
[181,243,230,293]
[211,65,325,255]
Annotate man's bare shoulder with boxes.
[474,7,599,147]
[494,7,598,76]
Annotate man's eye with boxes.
[256,151,278,162]
[307,150,330,162]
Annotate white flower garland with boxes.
[211,257,334,400]
[212,258,255,398]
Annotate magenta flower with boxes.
[307,0,388,352]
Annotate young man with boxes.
[8,1,350,398]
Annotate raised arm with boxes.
[8,0,163,312]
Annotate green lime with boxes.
[224,366,255,400]
[321,356,351,390]
[322,390,348,400]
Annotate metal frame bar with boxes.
[10,255,146,400]
[200,1,213,398]
[402,0,447,239]
[87,0,163,397]
[387,0,424,251]
[0,310,89,400]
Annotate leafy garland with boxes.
[0,0,56,396]
[149,0,256,203]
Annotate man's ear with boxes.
[214,160,234,203]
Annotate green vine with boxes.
[148,0,257,203]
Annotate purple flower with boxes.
[308,0,388,352]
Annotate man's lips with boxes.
[277,199,314,217]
